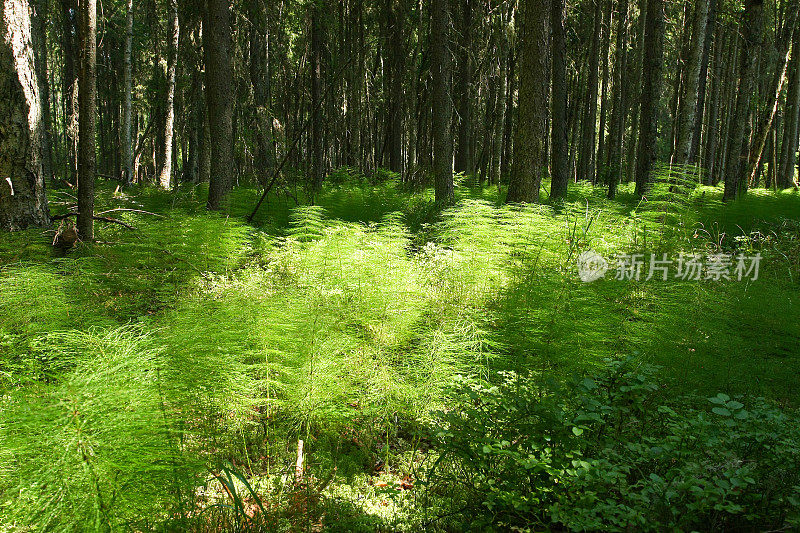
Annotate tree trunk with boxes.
[690,0,717,163]
[122,0,133,185]
[454,0,473,175]
[77,0,96,239]
[158,0,178,188]
[723,0,764,201]
[703,24,726,184]
[606,0,629,198]
[674,0,710,166]
[550,0,569,199]
[507,0,549,203]
[249,0,275,183]
[385,0,405,175]
[596,0,613,181]
[431,0,453,204]
[745,5,799,186]
[634,0,665,197]
[578,0,602,182]
[205,0,234,209]
[30,0,53,184]
[309,1,324,193]
[0,0,49,230]
[778,28,800,189]
[61,0,78,184]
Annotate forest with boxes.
[1,0,800,529]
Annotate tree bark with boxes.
[30,0,53,184]
[778,28,800,189]
[454,0,473,175]
[309,1,324,192]
[158,0,178,188]
[596,0,613,181]
[634,0,664,197]
[431,0,453,204]
[122,0,133,185]
[550,0,569,199]
[690,0,717,163]
[745,4,799,187]
[205,0,234,209]
[61,0,78,184]
[0,0,49,230]
[723,0,764,201]
[77,0,96,239]
[606,0,629,198]
[507,0,549,203]
[674,0,710,166]
[578,0,602,182]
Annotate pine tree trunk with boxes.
[454,0,473,175]
[550,0,569,199]
[746,5,799,186]
[507,0,549,203]
[205,0,234,209]
[606,0,629,198]
[77,0,96,239]
[123,0,133,185]
[723,0,764,201]
[578,0,602,182]
[385,0,405,175]
[674,0,709,165]
[310,0,324,193]
[596,0,613,182]
[634,0,664,197]
[703,24,726,184]
[778,28,800,189]
[431,0,453,204]
[30,0,53,183]
[158,0,179,188]
[690,0,717,163]
[0,0,50,230]
[61,0,78,184]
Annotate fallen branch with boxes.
[95,208,165,218]
[51,212,137,230]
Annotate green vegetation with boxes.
[1,177,798,530]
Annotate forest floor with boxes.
[1,175,799,530]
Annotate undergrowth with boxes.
[0,174,798,531]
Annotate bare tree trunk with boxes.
[61,0,78,184]
[634,0,664,197]
[158,0,178,188]
[77,0,96,239]
[723,0,764,201]
[431,0,453,204]
[778,28,800,189]
[454,0,473,175]
[674,0,710,165]
[205,0,234,209]
[0,0,50,230]
[122,0,133,185]
[690,0,717,163]
[578,0,602,182]
[507,0,550,203]
[703,24,726,184]
[596,0,613,181]
[550,0,569,199]
[746,5,799,186]
[30,0,53,183]
[606,0,629,198]
[310,0,324,193]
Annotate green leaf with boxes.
[572,426,584,436]
[712,407,731,417]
